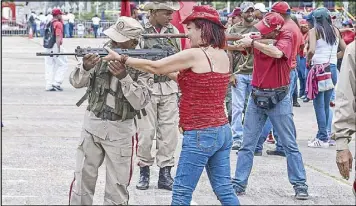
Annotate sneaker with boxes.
[52,85,63,91]
[46,87,56,91]
[299,95,306,99]
[233,187,246,196]
[266,133,275,144]
[328,139,336,146]
[232,140,242,150]
[308,137,316,144]
[293,101,301,107]
[330,101,335,107]
[307,139,329,148]
[303,98,310,103]
[266,150,286,157]
[295,187,309,200]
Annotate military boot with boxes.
[136,166,150,190]
[158,166,174,191]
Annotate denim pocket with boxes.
[196,129,218,152]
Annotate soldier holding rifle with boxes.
[68,16,153,205]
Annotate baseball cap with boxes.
[103,17,144,43]
[313,7,330,19]
[254,3,267,13]
[52,8,63,16]
[240,2,255,13]
[254,12,285,35]
[342,19,353,26]
[271,1,291,14]
[228,7,242,17]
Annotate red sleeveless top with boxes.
[177,48,230,131]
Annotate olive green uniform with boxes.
[136,22,181,168]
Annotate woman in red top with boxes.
[103,5,239,206]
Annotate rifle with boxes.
[36,46,171,60]
[141,33,246,41]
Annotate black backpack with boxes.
[43,21,56,49]
[29,15,35,23]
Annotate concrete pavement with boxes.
[1,37,355,205]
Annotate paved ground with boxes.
[1,37,355,205]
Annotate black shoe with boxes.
[232,140,242,150]
[136,166,150,190]
[52,85,63,91]
[293,102,301,107]
[303,98,310,103]
[295,187,309,200]
[254,151,262,156]
[158,166,174,191]
[46,87,56,91]
[266,150,286,157]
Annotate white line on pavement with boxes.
[2,167,37,171]
[2,195,38,198]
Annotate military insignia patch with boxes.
[117,21,125,30]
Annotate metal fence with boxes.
[1,20,116,37]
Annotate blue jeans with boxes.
[172,124,239,205]
[69,23,74,38]
[313,64,337,142]
[297,56,308,97]
[64,23,70,38]
[255,118,273,153]
[93,25,99,38]
[258,69,296,153]
[231,74,253,142]
[232,93,307,192]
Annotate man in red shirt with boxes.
[261,1,304,156]
[44,8,68,91]
[231,12,309,200]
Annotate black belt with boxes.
[253,85,289,92]
[96,111,122,121]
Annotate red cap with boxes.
[254,12,285,35]
[181,5,225,28]
[271,1,290,14]
[228,7,241,17]
[299,19,308,25]
[52,8,63,16]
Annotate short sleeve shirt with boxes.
[52,19,63,45]
[252,30,293,89]
[282,19,304,69]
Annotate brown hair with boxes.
[191,19,226,49]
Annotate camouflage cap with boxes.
[103,17,144,43]
[143,1,180,11]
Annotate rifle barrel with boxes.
[141,33,244,41]
[36,52,77,56]
[141,33,188,39]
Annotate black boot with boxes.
[158,166,174,191]
[136,166,150,190]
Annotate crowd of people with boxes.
[40,1,355,205]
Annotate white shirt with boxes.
[46,14,53,24]
[312,38,339,65]
[62,14,69,24]
[67,13,75,23]
[92,17,101,25]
